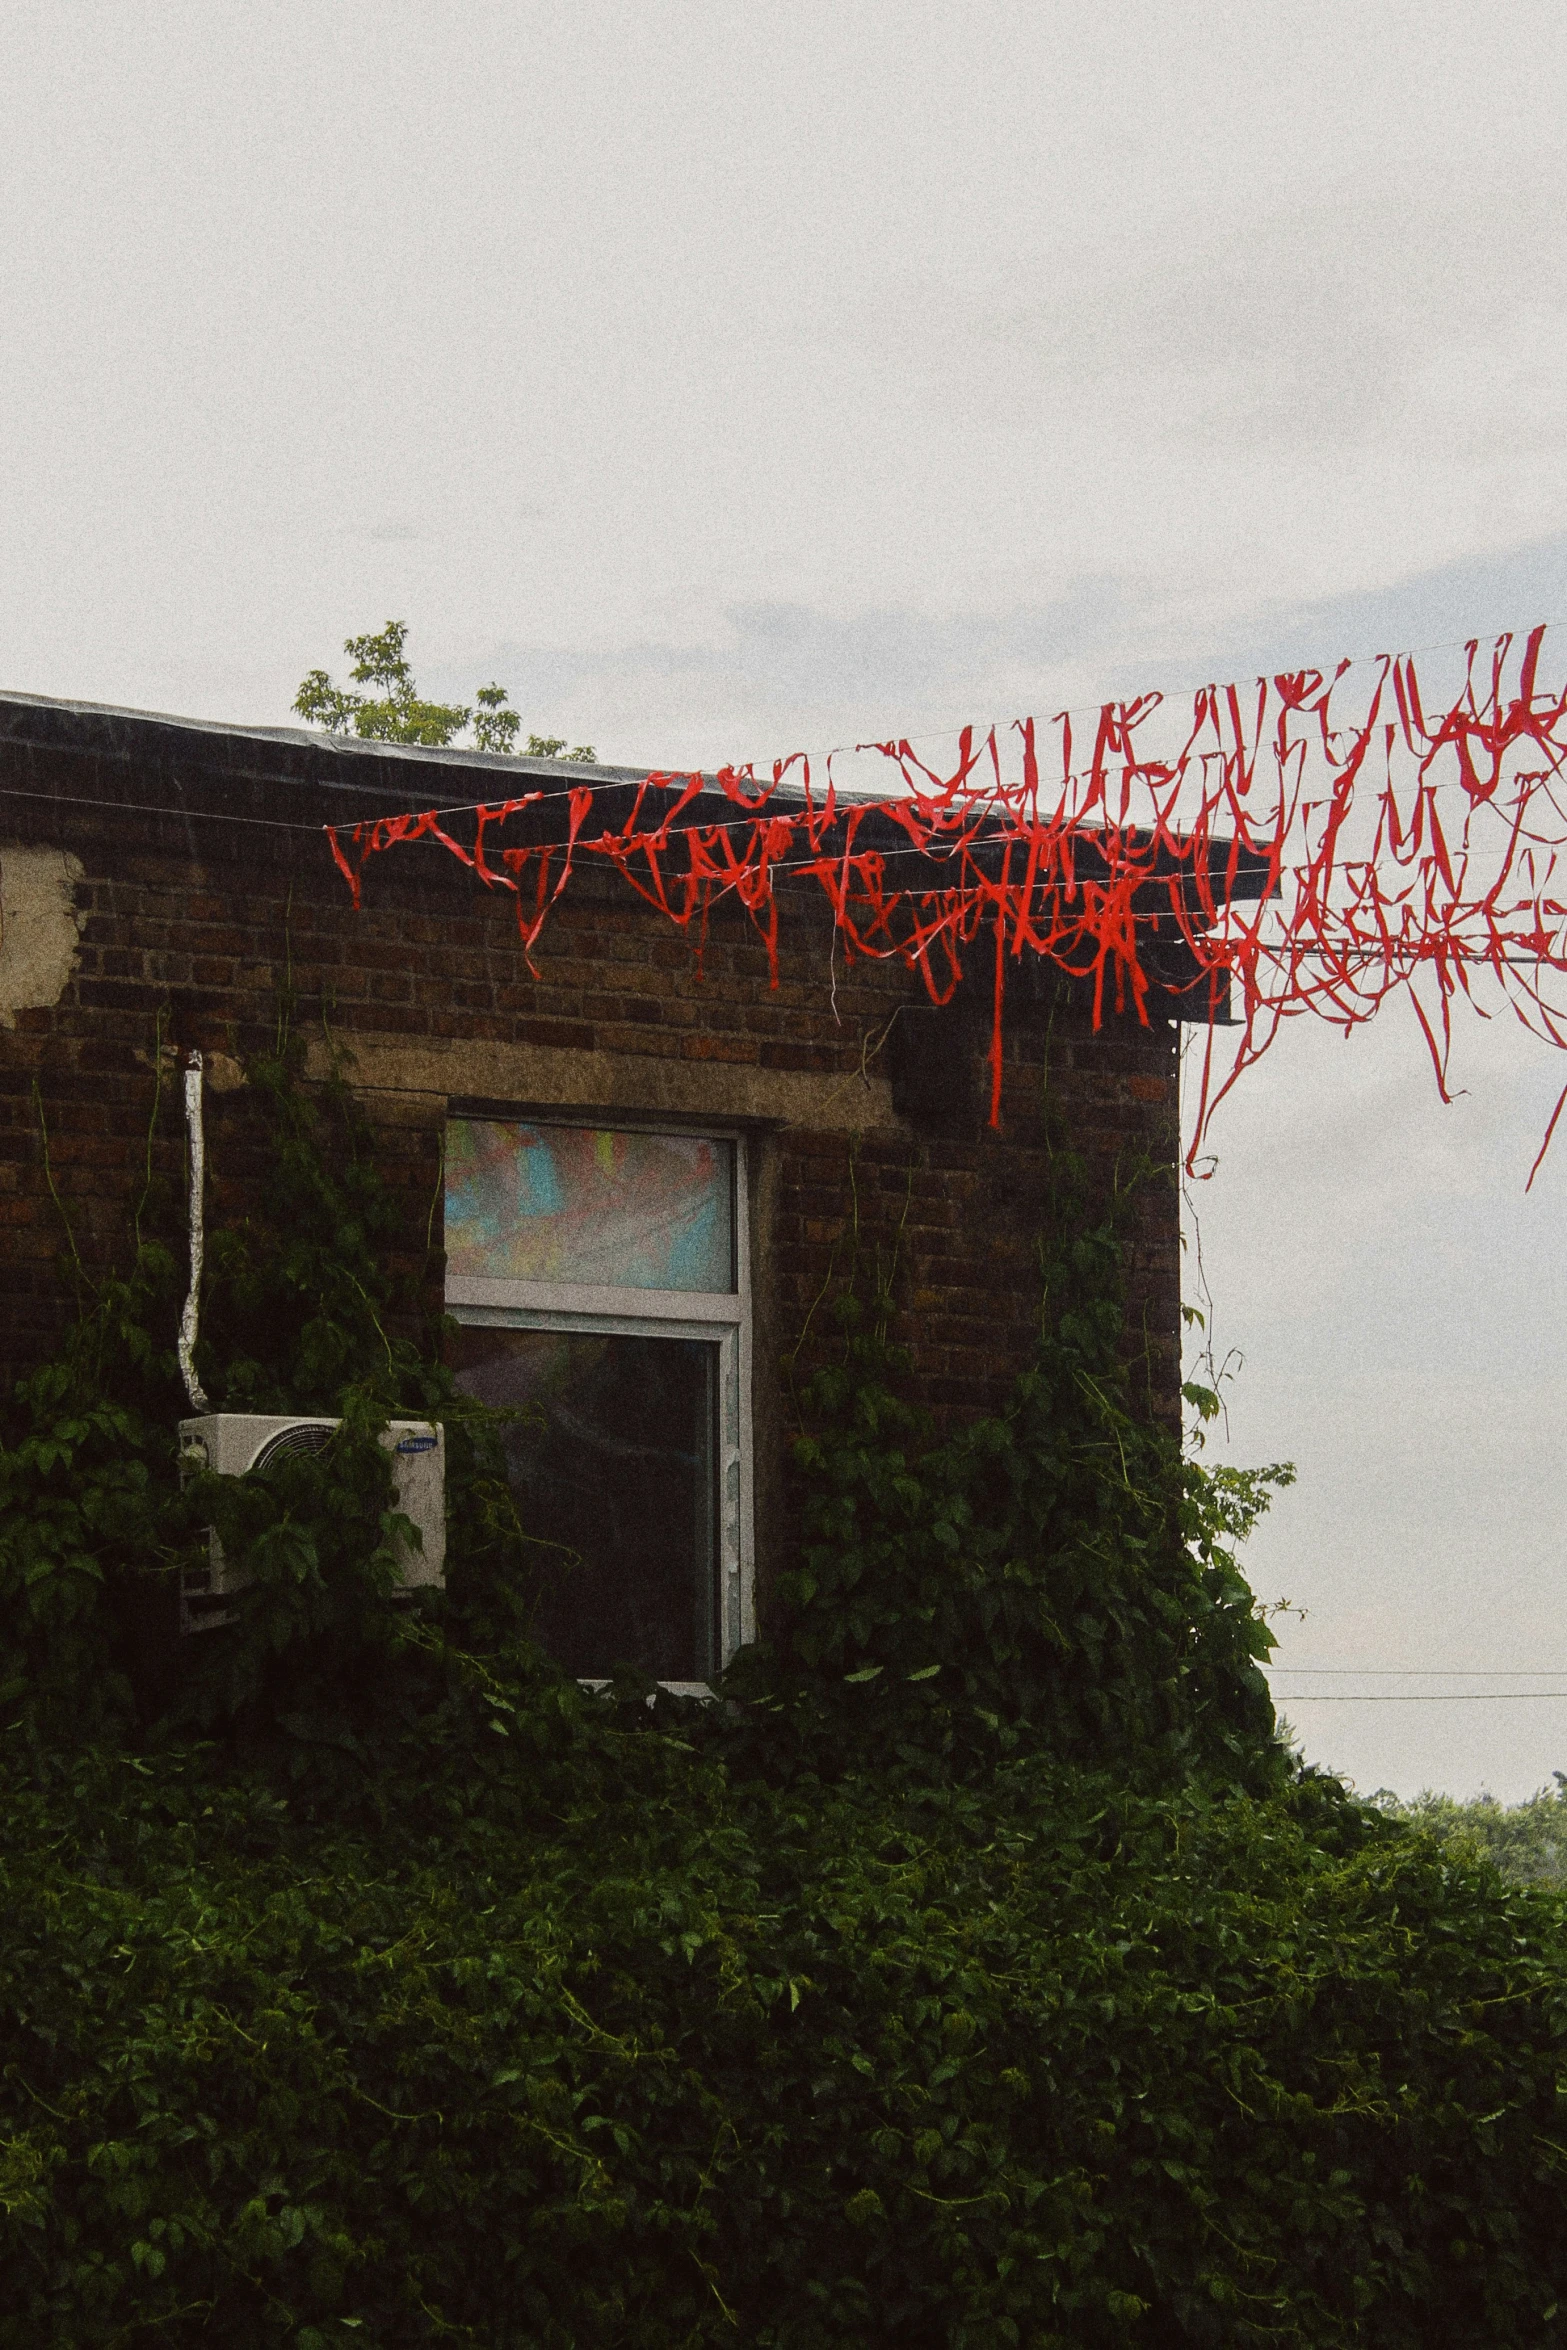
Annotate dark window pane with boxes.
[449,1324,718,1682]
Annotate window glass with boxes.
[449,1323,718,1683]
[445,1120,734,1292]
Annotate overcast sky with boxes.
[6,0,1567,1797]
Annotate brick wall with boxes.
[0,698,1183,1611]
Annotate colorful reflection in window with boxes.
[445,1121,734,1292]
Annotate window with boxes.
[444,1118,751,1688]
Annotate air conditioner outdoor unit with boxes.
[177,1414,445,1632]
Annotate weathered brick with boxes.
[0,704,1190,1452]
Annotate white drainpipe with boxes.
[178,1050,211,1414]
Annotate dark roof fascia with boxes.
[0,688,657,811]
[0,688,1272,907]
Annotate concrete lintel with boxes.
[305,1030,908,1134]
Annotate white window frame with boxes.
[444,1122,753,1688]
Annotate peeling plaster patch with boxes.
[0,845,86,1028]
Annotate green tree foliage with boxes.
[1375,1777,1567,1888]
[293,619,596,761]
[2,1041,1566,2344]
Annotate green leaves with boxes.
[293,619,473,746]
[293,621,596,761]
[2,1037,1564,2343]
[2,1751,1564,2347]
[0,1033,546,1768]
[1374,1775,1567,1888]
[767,1152,1284,1791]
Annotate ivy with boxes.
[748,1151,1288,1790]
[0,1037,1564,2346]
[0,1043,540,1778]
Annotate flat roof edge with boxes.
[0,686,659,790]
[0,687,1271,900]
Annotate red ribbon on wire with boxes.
[324,629,1567,1177]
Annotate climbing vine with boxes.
[734,1148,1287,1792]
[0,1037,1564,2347]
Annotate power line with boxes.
[4,770,1564,921]
[752,619,1567,767]
[6,739,1567,852]
[1272,1690,1567,1703]
[0,779,322,833]
[1264,1666,1567,1677]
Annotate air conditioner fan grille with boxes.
[249,1423,337,1475]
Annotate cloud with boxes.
[904,162,1567,461]
[425,530,1567,771]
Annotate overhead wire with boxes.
[720,615,1567,774]
[1270,1690,1567,1702]
[15,625,1567,1158]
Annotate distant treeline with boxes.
[1376,1777,1567,1888]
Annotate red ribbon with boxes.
[324,628,1567,1176]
